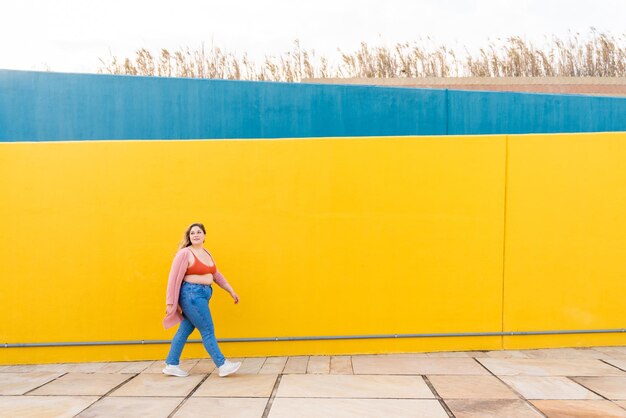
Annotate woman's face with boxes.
[189,226,205,245]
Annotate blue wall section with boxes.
[447,90,626,135]
[0,70,446,141]
[1,69,626,142]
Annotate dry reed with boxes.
[98,30,626,80]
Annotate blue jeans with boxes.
[165,282,226,367]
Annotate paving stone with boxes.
[283,356,308,374]
[30,373,132,396]
[573,377,626,400]
[330,356,353,374]
[193,374,277,397]
[523,348,608,360]
[594,347,626,358]
[0,372,63,395]
[92,362,130,373]
[64,363,110,373]
[259,357,287,374]
[276,374,434,399]
[445,399,544,418]
[0,395,99,418]
[480,351,531,359]
[0,364,65,373]
[500,376,601,400]
[477,358,625,376]
[238,357,266,374]
[110,373,204,397]
[77,396,183,418]
[531,400,626,417]
[428,375,518,399]
[268,398,448,418]
[352,356,488,375]
[604,358,626,372]
[307,356,330,374]
[117,361,154,374]
[188,359,216,375]
[173,397,267,418]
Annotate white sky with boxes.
[1,0,624,73]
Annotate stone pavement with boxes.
[1,346,625,418]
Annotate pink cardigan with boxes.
[163,247,231,329]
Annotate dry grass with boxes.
[98,30,626,80]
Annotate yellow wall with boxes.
[503,133,626,349]
[0,133,624,365]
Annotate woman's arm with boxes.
[214,270,239,303]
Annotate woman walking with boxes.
[163,223,241,377]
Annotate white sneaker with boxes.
[162,364,189,377]
[218,359,241,377]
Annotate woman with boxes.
[162,223,241,377]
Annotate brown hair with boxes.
[179,223,206,249]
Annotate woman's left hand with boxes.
[230,292,240,304]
